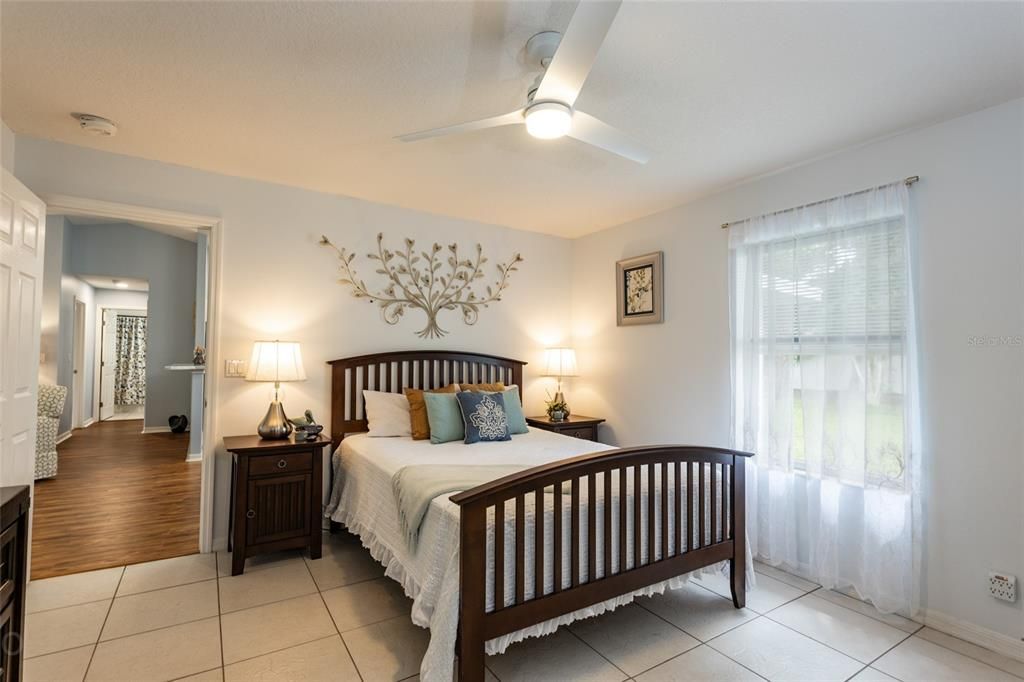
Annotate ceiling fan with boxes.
[396,0,651,164]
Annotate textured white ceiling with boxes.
[3,1,1022,237]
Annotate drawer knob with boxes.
[277,459,287,469]
[246,509,256,519]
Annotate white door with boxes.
[100,309,115,420]
[72,299,86,426]
[0,169,46,488]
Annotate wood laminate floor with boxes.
[30,419,200,579]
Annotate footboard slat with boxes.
[570,477,580,586]
[587,474,597,582]
[494,501,504,610]
[603,471,612,578]
[452,445,754,682]
[515,495,525,604]
[553,482,562,592]
[535,486,544,599]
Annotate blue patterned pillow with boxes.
[455,391,512,444]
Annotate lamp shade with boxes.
[542,348,578,377]
[245,341,307,383]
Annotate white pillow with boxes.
[363,390,411,437]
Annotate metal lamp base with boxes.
[257,400,293,440]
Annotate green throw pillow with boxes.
[498,386,529,435]
[423,391,465,444]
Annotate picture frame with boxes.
[616,251,664,326]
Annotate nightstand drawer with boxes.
[562,427,596,441]
[249,452,313,477]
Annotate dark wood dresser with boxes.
[526,415,605,442]
[224,435,328,576]
[1,486,29,682]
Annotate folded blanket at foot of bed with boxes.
[392,464,525,550]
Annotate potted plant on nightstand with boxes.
[545,393,569,422]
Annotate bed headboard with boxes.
[327,350,526,445]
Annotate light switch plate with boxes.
[224,359,247,378]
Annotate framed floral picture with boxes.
[616,251,664,326]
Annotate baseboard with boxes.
[56,431,73,445]
[185,451,203,463]
[81,417,95,428]
[921,608,1024,663]
[140,425,172,434]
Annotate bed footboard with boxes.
[449,445,752,682]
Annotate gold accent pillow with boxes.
[461,382,506,393]
[405,384,459,440]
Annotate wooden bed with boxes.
[328,350,752,682]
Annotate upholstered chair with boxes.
[35,384,68,480]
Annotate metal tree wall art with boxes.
[320,233,523,338]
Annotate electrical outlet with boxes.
[989,572,1017,602]
[224,359,248,378]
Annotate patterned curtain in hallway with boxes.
[115,314,147,405]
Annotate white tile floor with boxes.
[23,530,1024,682]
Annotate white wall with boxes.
[12,136,574,551]
[570,99,1024,642]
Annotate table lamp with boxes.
[245,340,306,439]
[543,347,578,419]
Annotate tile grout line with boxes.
[302,547,366,682]
[909,628,1024,680]
[566,626,632,679]
[215,551,226,682]
[82,565,126,680]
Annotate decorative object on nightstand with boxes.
[224,435,327,575]
[542,347,578,420]
[245,340,307,440]
[526,414,604,442]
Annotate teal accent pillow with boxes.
[423,391,465,444]
[456,391,511,444]
[499,386,529,435]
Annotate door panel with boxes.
[0,169,46,489]
[100,309,115,421]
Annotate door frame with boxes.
[94,306,147,423]
[71,297,87,428]
[43,194,224,554]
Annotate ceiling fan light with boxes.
[525,102,572,140]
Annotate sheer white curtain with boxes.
[729,182,921,616]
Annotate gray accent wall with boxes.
[66,222,197,428]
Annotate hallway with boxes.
[31,419,200,579]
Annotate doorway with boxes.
[31,197,221,578]
[99,306,149,422]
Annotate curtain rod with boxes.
[720,175,919,229]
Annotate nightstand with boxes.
[224,435,328,576]
[526,415,605,442]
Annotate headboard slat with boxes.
[328,350,527,445]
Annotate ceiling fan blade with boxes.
[533,0,621,108]
[569,110,651,164]
[396,109,524,142]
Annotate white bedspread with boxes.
[326,428,754,682]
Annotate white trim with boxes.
[45,195,223,556]
[141,425,172,434]
[81,417,95,428]
[56,431,72,445]
[185,452,203,463]
[920,608,1024,663]
[43,195,218,229]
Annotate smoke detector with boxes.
[74,114,118,137]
